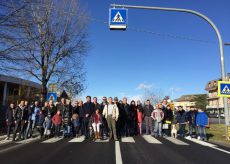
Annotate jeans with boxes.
[178,123,186,137]
[25,120,36,139]
[83,117,90,138]
[7,123,14,138]
[63,124,71,136]
[145,116,153,134]
[54,124,61,137]
[197,126,207,140]
[13,120,26,140]
[154,121,162,137]
[189,124,197,137]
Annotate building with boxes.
[205,76,230,113]
[0,74,42,119]
[174,94,207,110]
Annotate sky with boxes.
[78,0,230,102]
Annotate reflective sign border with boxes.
[109,8,128,30]
[218,81,230,98]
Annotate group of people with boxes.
[4,96,209,142]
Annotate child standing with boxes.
[37,109,45,138]
[52,110,62,138]
[72,113,80,137]
[196,108,208,141]
[43,113,52,138]
[137,108,143,135]
[92,109,102,139]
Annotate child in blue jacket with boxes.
[196,108,208,141]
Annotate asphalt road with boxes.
[0,135,229,164]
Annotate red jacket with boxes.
[137,111,143,123]
[52,113,62,126]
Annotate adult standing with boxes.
[77,100,85,136]
[63,99,73,137]
[100,97,108,138]
[103,97,119,141]
[13,100,25,141]
[143,100,154,135]
[93,97,101,114]
[186,107,197,139]
[122,97,131,137]
[130,100,137,136]
[175,106,187,138]
[164,105,173,137]
[5,103,15,140]
[114,97,123,139]
[83,96,94,139]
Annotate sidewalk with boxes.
[209,140,230,149]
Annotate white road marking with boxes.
[142,135,162,144]
[186,138,230,155]
[42,137,63,143]
[94,138,110,143]
[0,135,7,139]
[0,139,12,145]
[164,137,189,145]
[16,136,40,144]
[69,136,85,143]
[115,141,123,164]
[121,137,135,143]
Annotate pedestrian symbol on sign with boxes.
[222,85,230,94]
[112,12,124,22]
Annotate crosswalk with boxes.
[0,135,193,145]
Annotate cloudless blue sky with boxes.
[80,0,230,102]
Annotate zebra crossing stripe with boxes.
[121,137,135,143]
[94,138,110,143]
[164,137,189,145]
[69,136,85,143]
[42,137,63,143]
[0,139,12,145]
[16,136,40,144]
[142,135,162,144]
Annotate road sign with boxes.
[47,92,57,102]
[109,8,128,30]
[218,81,230,97]
[48,83,58,92]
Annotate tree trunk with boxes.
[41,82,47,103]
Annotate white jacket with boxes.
[103,103,119,121]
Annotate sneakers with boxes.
[185,136,192,140]
[4,137,9,140]
[197,136,201,140]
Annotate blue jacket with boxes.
[196,111,208,126]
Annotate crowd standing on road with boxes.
[4,96,209,142]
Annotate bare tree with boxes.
[143,88,165,104]
[1,0,89,101]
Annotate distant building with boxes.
[0,74,42,119]
[174,94,207,110]
[205,76,230,112]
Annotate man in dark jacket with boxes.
[63,99,73,137]
[100,97,108,138]
[114,97,123,139]
[13,100,25,141]
[121,97,131,137]
[186,107,197,139]
[83,96,94,139]
[164,105,173,136]
[175,106,188,138]
[143,100,154,135]
[93,97,101,114]
[5,103,15,140]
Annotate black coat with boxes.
[14,105,24,121]
[5,107,15,124]
[143,105,154,117]
[83,102,94,118]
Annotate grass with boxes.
[207,124,230,144]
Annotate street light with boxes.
[111,4,229,140]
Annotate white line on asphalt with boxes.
[94,138,110,143]
[142,135,162,144]
[0,139,12,145]
[16,136,40,144]
[115,141,123,164]
[121,137,135,143]
[69,136,85,143]
[164,137,189,146]
[185,138,230,155]
[42,137,63,143]
[0,135,7,139]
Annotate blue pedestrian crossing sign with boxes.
[109,8,128,30]
[47,92,58,102]
[218,81,230,97]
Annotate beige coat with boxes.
[103,103,119,121]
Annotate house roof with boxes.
[175,94,207,102]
